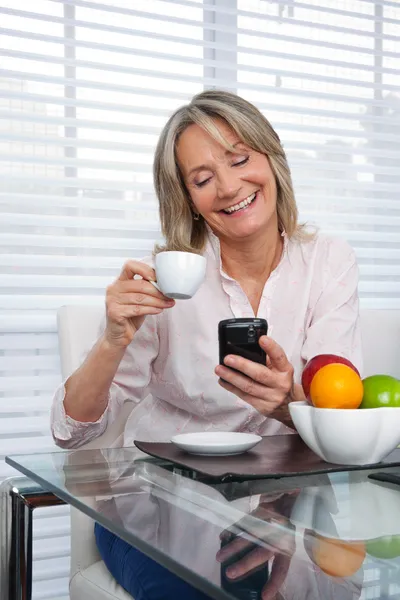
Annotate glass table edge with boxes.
[5,454,236,600]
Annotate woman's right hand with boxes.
[104,260,175,348]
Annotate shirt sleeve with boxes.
[301,238,363,376]
[51,313,160,449]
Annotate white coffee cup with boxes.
[150,251,206,300]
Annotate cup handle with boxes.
[148,280,161,293]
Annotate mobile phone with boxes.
[219,318,268,366]
[220,532,269,599]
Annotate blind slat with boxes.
[0,173,156,192]
[0,295,104,311]
[0,416,52,435]
[0,335,58,350]
[1,355,60,370]
[0,213,160,231]
[0,397,52,412]
[0,375,60,392]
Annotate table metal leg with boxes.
[1,478,65,600]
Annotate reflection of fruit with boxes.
[312,535,366,577]
[302,355,360,399]
[310,363,364,409]
[360,375,400,409]
[366,535,400,559]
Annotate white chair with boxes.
[359,309,400,378]
[57,305,134,600]
[57,306,400,600]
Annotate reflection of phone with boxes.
[368,472,400,487]
[220,533,269,599]
[219,318,268,366]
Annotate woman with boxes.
[51,90,362,599]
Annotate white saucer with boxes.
[171,432,262,456]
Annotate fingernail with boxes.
[224,356,235,366]
[226,567,237,578]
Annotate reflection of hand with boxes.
[216,491,299,599]
[215,336,305,427]
[217,529,294,600]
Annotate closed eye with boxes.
[232,156,249,167]
[195,177,212,188]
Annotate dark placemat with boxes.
[134,435,400,483]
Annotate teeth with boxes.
[224,192,256,214]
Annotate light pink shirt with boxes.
[51,229,363,449]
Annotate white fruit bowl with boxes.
[289,401,400,465]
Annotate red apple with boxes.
[301,354,360,399]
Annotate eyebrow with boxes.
[187,141,245,178]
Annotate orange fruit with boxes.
[312,535,366,577]
[310,363,364,409]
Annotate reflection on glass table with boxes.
[6,448,400,600]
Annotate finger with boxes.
[113,279,172,302]
[221,355,275,387]
[118,260,156,283]
[216,365,270,396]
[116,304,163,319]
[216,366,281,404]
[224,546,274,580]
[259,337,292,373]
[218,378,270,414]
[116,292,175,310]
[219,527,243,542]
[219,529,234,542]
[261,554,292,600]
[216,536,252,563]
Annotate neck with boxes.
[219,228,283,284]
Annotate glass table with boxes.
[6,448,400,600]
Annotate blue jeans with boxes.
[95,523,210,600]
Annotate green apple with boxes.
[366,535,400,559]
[360,375,400,409]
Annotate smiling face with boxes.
[176,119,279,244]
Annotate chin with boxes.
[226,219,270,241]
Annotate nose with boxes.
[215,166,241,200]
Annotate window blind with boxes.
[0,1,399,598]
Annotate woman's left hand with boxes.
[215,336,304,427]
